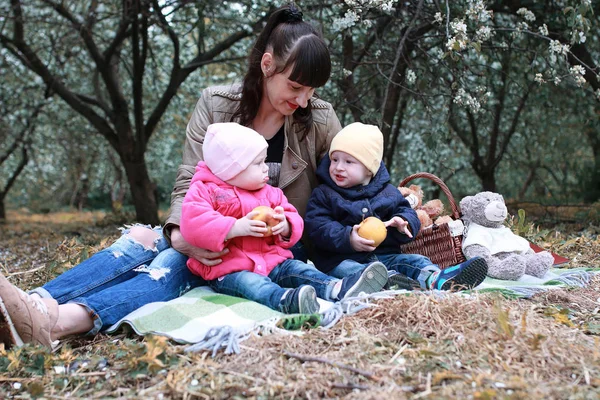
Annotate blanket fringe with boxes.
[550,269,591,287]
[184,326,240,356]
[320,289,413,328]
[484,270,593,298]
[184,316,287,356]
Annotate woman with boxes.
[0,3,341,349]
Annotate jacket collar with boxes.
[316,155,390,200]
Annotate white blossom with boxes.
[534,73,545,84]
[406,69,416,84]
[451,19,467,35]
[538,24,548,36]
[362,19,373,28]
[573,75,586,86]
[570,65,586,75]
[454,88,481,113]
[476,26,492,41]
[333,10,360,31]
[343,68,353,78]
[570,65,586,86]
[380,1,395,12]
[374,49,382,58]
[553,76,562,85]
[549,40,569,56]
[517,7,536,22]
[465,0,493,22]
[571,30,586,44]
[434,12,443,24]
[446,37,467,52]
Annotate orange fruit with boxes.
[357,217,387,247]
[251,206,278,236]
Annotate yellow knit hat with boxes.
[329,122,383,176]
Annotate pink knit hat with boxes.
[203,122,268,181]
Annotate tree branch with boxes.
[1,30,118,148]
[182,11,269,73]
[489,51,511,168]
[448,97,485,175]
[0,129,25,165]
[493,81,534,169]
[145,13,266,142]
[39,0,105,68]
[0,141,29,198]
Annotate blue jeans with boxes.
[31,226,205,335]
[209,258,339,311]
[290,241,308,263]
[328,253,440,289]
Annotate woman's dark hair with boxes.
[233,3,331,138]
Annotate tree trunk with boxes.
[0,200,5,221]
[582,111,600,202]
[584,135,600,203]
[480,170,497,192]
[122,158,159,225]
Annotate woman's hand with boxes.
[270,206,291,238]
[349,224,377,252]
[227,211,269,239]
[385,216,413,238]
[170,227,229,266]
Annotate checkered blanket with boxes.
[106,286,337,355]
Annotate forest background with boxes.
[1,0,599,225]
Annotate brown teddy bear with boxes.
[398,184,446,230]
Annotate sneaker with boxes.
[428,257,488,291]
[337,261,388,300]
[383,270,420,291]
[278,285,320,315]
[0,273,59,349]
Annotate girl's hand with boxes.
[385,216,413,238]
[227,211,269,239]
[349,224,377,252]
[270,206,291,238]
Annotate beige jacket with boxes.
[164,84,341,242]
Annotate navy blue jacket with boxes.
[305,155,420,273]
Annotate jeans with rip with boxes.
[31,226,205,334]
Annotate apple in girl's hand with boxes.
[357,217,387,247]
[251,206,279,236]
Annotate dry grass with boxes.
[0,210,599,399]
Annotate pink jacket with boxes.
[180,162,304,280]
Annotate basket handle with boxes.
[398,172,460,219]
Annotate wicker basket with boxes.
[398,172,465,269]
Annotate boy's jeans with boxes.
[328,253,440,289]
[30,226,204,335]
[209,258,338,311]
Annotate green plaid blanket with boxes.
[106,286,330,355]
